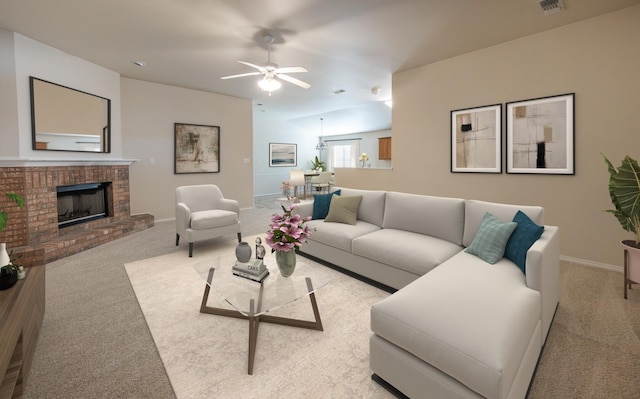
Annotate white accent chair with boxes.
[310,171,332,194]
[289,169,306,200]
[175,184,242,257]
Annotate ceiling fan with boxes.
[220,34,310,95]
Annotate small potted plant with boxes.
[310,156,325,172]
[358,152,369,168]
[1,192,24,267]
[603,154,640,296]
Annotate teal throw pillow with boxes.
[504,210,544,274]
[312,190,341,220]
[465,212,517,264]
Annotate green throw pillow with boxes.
[324,195,362,225]
[504,210,544,274]
[312,190,341,220]
[465,212,517,264]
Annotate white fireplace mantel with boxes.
[0,158,138,167]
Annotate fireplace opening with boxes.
[57,183,110,228]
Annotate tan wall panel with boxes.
[121,78,253,220]
[338,6,640,267]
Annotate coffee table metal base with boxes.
[199,267,324,375]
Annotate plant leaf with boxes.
[603,155,640,234]
[6,193,24,208]
[0,212,7,231]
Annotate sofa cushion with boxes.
[463,200,544,247]
[371,251,541,399]
[504,211,545,274]
[306,219,380,253]
[465,212,517,264]
[383,192,465,245]
[339,188,386,227]
[190,210,238,230]
[312,189,341,220]
[352,229,463,276]
[324,195,362,225]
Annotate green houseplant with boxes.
[310,156,325,172]
[603,155,640,246]
[603,154,640,295]
[1,193,24,240]
[1,193,24,267]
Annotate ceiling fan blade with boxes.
[220,71,263,80]
[237,61,266,72]
[274,66,308,74]
[278,74,311,89]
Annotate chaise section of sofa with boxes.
[293,188,559,398]
[370,252,543,399]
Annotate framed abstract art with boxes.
[506,93,575,174]
[174,123,220,174]
[451,104,502,173]
[269,143,297,167]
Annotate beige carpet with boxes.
[527,261,640,398]
[124,236,393,399]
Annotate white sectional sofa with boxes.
[293,188,559,399]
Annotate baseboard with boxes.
[297,252,396,294]
[560,255,622,273]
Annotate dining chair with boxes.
[310,171,332,194]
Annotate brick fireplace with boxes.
[0,162,153,267]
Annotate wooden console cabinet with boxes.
[0,266,45,399]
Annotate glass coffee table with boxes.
[193,251,331,375]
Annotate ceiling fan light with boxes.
[258,76,281,92]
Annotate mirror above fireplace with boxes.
[30,77,111,153]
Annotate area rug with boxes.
[124,236,393,399]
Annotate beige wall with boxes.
[121,78,253,220]
[337,6,640,267]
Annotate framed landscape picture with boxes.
[506,93,574,174]
[451,104,502,173]
[174,123,220,174]
[269,143,297,167]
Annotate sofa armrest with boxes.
[218,198,240,215]
[176,202,191,234]
[292,202,313,220]
[524,225,560,344]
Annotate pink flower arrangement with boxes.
[265,205,313,252]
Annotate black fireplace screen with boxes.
[57,183,110,227]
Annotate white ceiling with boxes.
[1,0,637,136]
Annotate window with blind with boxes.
[327,140,360,170]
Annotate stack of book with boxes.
[232,258,269,282]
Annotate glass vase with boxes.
[275,250,296,277]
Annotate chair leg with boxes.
[237,232,242,242]
[176,233,180,246]
[189,242,193,257]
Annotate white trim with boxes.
[0,158,137,167]
[560,255,622,273]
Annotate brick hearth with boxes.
[0,164,153,267]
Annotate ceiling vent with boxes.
[538,0,564,15]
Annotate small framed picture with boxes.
[451,104,502,173]
[269,143,297,167]
[174,123,220,174]
[506,93,575,174]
